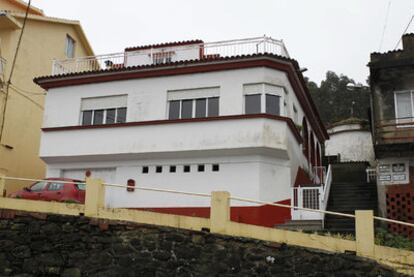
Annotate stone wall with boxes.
[0,210,402,276]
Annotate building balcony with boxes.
[375,117,414,157]
[39,114,302,163]
[51,36,290,76]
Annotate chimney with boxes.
[402,33,414,52]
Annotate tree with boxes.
[306,71,370,126]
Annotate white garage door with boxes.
[61,168,116,184]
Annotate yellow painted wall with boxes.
[0,9,93,193]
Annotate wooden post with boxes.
[84,178,105,217]
[355,210,375,257]
[210,191,230,234]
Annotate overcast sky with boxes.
[37,0,414,85]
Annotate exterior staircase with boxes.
[324,162,378,234]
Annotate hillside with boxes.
[307,71,371,126]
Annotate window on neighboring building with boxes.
[212,164,220,172]
[156,166,163,173]
[80,95,127,126]
[183,165,191,173]
[65,35,76,58]
[168,97,220,120]
[198,164,205,172]
[169,165,176,173]
[395,91,414,123]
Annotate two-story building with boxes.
[34,37,328,227]
[369,33,414,238]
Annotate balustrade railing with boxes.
[51,36,290,76]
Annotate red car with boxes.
[8,178,86,204]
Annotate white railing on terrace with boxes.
[52,36,290,76]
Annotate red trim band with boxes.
[42,114,303,144]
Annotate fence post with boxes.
[85,178,105,217]
[210,191,230,234]
[355,210,375,257]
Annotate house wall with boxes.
[42,67,308,132]
[45,154,292,210]
[0,11,93,193]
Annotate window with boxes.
[266,94,281,115]
[142,166,149,174]
[156,166,163,173]
[395,91,414,123]
[243,84,284,116]
[80,96,128,126]
[82,110,93,125]
[168,97,219,120]
[183,165,191,173]
[48,183,64,191]
[169,166,176,173]
[212,164,220,172]
[65,35,76,58]
[293,105,298,124]
[30,181,47,192]
[152,52,173,64]
[198,164,205,172]
[169,100,180,120]
[106,109,116,124]
[245,94,261,114]
[93,110,104,125]
[181,100,193,119]
[208,97,219,117]
[195,98,207,118]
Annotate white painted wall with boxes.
[45,155,292,208]
[325,124,374,163]
[41,118,289,161]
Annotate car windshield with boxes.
[30,181,48,192]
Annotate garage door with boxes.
[61,168,116,184]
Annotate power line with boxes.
[394,14,414,50]
[379,0,392,52]
[0,0,32,143]
[9,86,44,110]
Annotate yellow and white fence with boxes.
[0,175,413,274]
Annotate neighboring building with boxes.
[325,118,375,164]
[0,0,94,192]
[369,33,414,238]
[34,36,328,227]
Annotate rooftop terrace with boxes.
[51,36,290,76]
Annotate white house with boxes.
[34,36,328,227]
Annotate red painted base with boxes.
[132,199,291,228]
